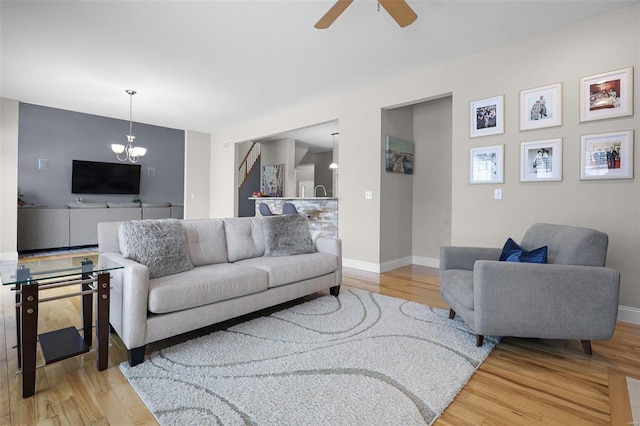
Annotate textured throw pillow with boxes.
[119,219,193,279]
[499,237,548,264]
[262,214,314,257]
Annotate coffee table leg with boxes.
[21,283,38,398]
[96,272,110,371]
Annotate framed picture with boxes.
[580,67,634,122]
[262,164,284,196]
[520,138,562,182]
[470,95,504,138]
[470,145,504,184]
[520,83,562,130]
[580,131,634,180]
[385,136,414,174]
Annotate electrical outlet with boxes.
[494,189,502,200]
[365,191,373,200]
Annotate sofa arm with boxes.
[439,246,501,272]
[99,251,150,350]
[473,260,620,340]
[315,237,342,286]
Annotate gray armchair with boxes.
[439,223,620,354]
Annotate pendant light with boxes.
[329,132,339,169]
[111,89,147,163]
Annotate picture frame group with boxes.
[468,66,634,184]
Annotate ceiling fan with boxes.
[315,0,417,29]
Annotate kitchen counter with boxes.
[249,197,338,237]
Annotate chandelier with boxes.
[111,89,147,163]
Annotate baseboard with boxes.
[411,256,440,269]
[0,251,18,264]
[343,256,440,273]
[618,305,640,325]
[380,257,413,273]
[342,258,381,273]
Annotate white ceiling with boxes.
[2,0,638,150]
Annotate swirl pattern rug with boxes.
[119,289,498,425]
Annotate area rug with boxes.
[120,289,498,425]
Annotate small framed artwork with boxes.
[520,83,562,130]
[580,130,634,180]
[580,67,633,122]
[385,136,414,174]
[262,164,285,196]
[520,138,562,182]
[470,95,504,138]
[470,145,504,184]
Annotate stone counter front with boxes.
[250,197,338,238]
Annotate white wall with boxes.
[412,96,453,264]
[184,130,211,219]
[210,5,640,311]
[0,98,19,262]
[380,107,414,268]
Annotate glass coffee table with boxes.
[0,257,122,398]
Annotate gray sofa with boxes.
[439,223,620,353]
[17,202,184,251]
[98,216,342,366]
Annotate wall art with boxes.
[470,95,504,138]
[470,145,504,184]
[520,83,562,130]
[579,67,633,122]
[580,131,634,180]
[520,138,562,182]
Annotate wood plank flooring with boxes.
[1,256,638,425]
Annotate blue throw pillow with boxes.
[499,237,548,264]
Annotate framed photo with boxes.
[580,67,633,122]
[470,145,504,184]
[520,138,562,182]
[520,83,562,130]
[385,136,414,174]
[470,95,504,138]
[580,131,634,180]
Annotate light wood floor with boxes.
[2,255,639,425]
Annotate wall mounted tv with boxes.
[72,160,141,194]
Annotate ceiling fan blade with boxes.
[314,0,355,29]
[378,0,418,27]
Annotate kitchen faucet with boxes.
[314,185,327,197]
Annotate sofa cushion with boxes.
[262,214,314,257]
[182,219,228,266]
[234,252,338,288]
[147,263,269,314]
[119,219,193,279]
[441,269,474,310]
[224,217,265,262]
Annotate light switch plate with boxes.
[494,189,502,200]
[365,191,373,199]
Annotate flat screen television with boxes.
[72,160,141,194]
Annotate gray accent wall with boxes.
[18,103,184,206]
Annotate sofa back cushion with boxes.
[521,223,608,266]
[182,219,228,266]
[119,219,193,279]
[224,217,265,262]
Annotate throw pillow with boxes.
[262,214,314,257]
[499,237,548,264]
[119,219,193,279]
